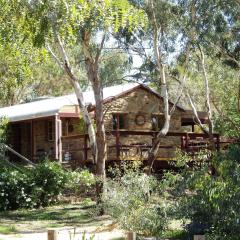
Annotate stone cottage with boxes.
[0,83,215,169]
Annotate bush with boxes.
[29,161,68,207]
[0,168,32,210]
[66,169,95,196]
[103,167,171,237]
[0,160,68,210]
[173,145,240,238]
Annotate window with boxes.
[152,114,165,131]
[46,120,55,141]
[112,113,127,130]
[62,119,74,136]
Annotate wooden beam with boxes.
[4,144,35,166]
[58,112,80,118]
[58,118,62,162]
[192,124,195,132]
[116,115,120,160]
[31,120,35,161]
[55,115,59,160]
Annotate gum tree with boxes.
[22,0,146,192]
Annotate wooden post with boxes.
[30,120,34,161]
[116,114,120,160]
[48,229,57,240]
[116,129,120,160]
[55,115,59,160]
[58,119,62,162]
[192,123,195,132]
[181,136,185,150]
[126,231,136,240]
[194,235,205,240]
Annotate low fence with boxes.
[47,229,124,240]
[47,229,206,240]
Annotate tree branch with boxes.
[95,32,106,64]
[46,44,64,70]
[186,91,209,134]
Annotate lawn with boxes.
[0,201,125,240]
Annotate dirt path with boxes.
[0,203,125,240]
[0,226,125,240]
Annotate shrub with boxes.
[29,160,68,207]
[0,160,68,210]
[174,145,240,238]
[103,167,171,237]
[0,168,32,210]
[66,169,96,196]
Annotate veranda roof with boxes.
[0,83,138,122]
[0,83,186,122]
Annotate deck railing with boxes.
[60,130,239,164]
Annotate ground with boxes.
[0,202,125,240]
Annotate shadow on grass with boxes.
[0,203,108,233]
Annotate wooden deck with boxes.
[61,130,238,168]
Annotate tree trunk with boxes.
[49,34,97,163]
[82,31,107,178]
[82,31,107,211]
[147,114,170,173]
[146,1,171,173]
[70,79,97,161]
[87,66,107,177]
[199,46,216,150]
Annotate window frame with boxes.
[46,120,55,142]
[151,114,165,131]
[112,113,128,130]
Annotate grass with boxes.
[162,229,189,240]
[0,202,112,234]
[0,225,17,234]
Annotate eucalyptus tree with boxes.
[22,0,146,182]
[178,0,240,147]
[179,0,240,69]
[118,0,192,172]
[0,0,44,106]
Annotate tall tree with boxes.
[0,0,45,106]
[118,0,191,172]
[22,0,146,192]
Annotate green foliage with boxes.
[103,167,170,237]
[0,168,31,210]
[0,117,8,158]
[66,169,96,196]
[0,117,8,144]
[0,161,98,211]
[30,161,68,207]
[0,161,68,210]
[24,0,147,44]
[171,146,240,238]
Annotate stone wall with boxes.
[18,87,185,164]
[102,87,183,160]
[34,118,55,159]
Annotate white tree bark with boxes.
[147,0,191,173]
[47,33,97,163]
[147,0,171,173]
[82,31,107,178]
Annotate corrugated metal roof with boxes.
[0,83,138,122]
